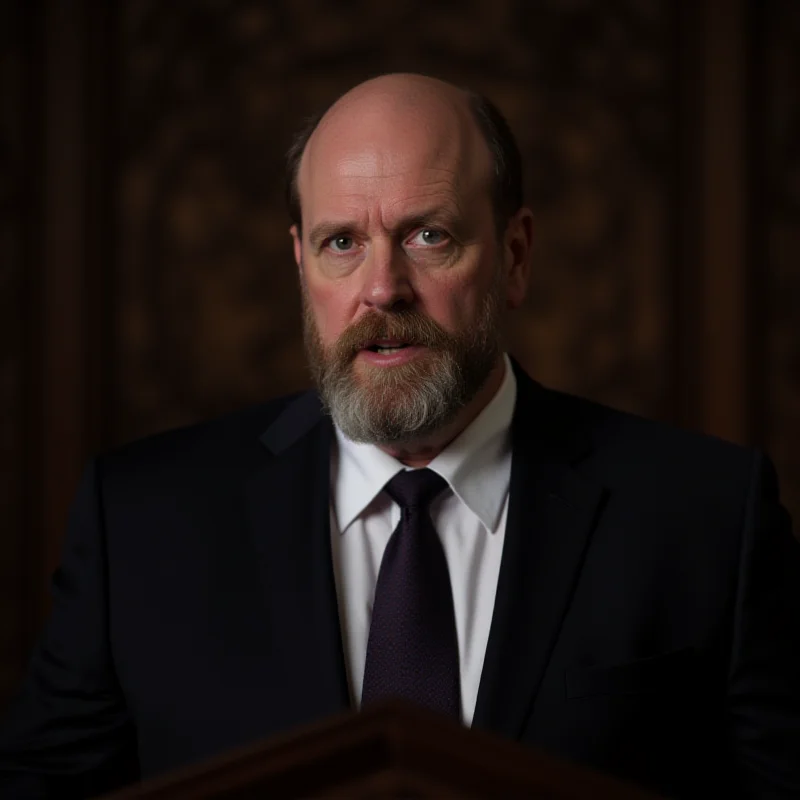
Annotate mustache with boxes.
[332,309,453,361]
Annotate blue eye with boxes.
[328,235,354,252]
[410,229,447,246]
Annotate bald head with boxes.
[296,75,494,247]
[314,73,473,139]
[285,73,523,235]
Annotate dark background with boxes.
[1,0,798,708]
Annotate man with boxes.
[1,73,799,798]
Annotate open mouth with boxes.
[364,341,413,355]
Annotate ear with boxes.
[502,207,534,310]
[289,224,303,272]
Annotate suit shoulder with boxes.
[538,385,758,479]
[96,392,310,479]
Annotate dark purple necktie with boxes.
[361,468,461,719]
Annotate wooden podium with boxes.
[105,700,659,799]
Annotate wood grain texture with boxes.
[696,0,750,445]
[0,0,27,708]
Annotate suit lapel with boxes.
[245,372,605,735]
[245,392,350,722]
[472,369,606,738]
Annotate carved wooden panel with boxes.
[116,0,675,443]
[765,0,800,529]
[503,2,673,420]
[0,0,27,706]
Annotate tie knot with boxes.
[384,468,448,511]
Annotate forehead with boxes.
[297,97,492,225]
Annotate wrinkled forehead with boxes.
[297,90,492,218]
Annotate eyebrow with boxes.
[307,208,464,250]
[308,222,354,250]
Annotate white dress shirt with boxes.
[330,354,516,725]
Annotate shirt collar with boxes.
[332,354,516,535]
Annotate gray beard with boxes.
[302,278,503,447]
[323,348,472,446]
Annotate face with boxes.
[291,91,529,445]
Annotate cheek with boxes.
[304,276,357,345]
[419,270,489,332]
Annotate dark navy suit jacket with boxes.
[2,367,799,798]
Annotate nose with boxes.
[359,240,415,312]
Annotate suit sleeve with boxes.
[728,452,800,799]
[0,460,138,798]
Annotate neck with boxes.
[380,356,507,468]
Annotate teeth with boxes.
[375,345,406,354]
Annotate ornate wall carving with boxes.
[765,0,800,528]
[116,0,674,442]
[505,1,672,420]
